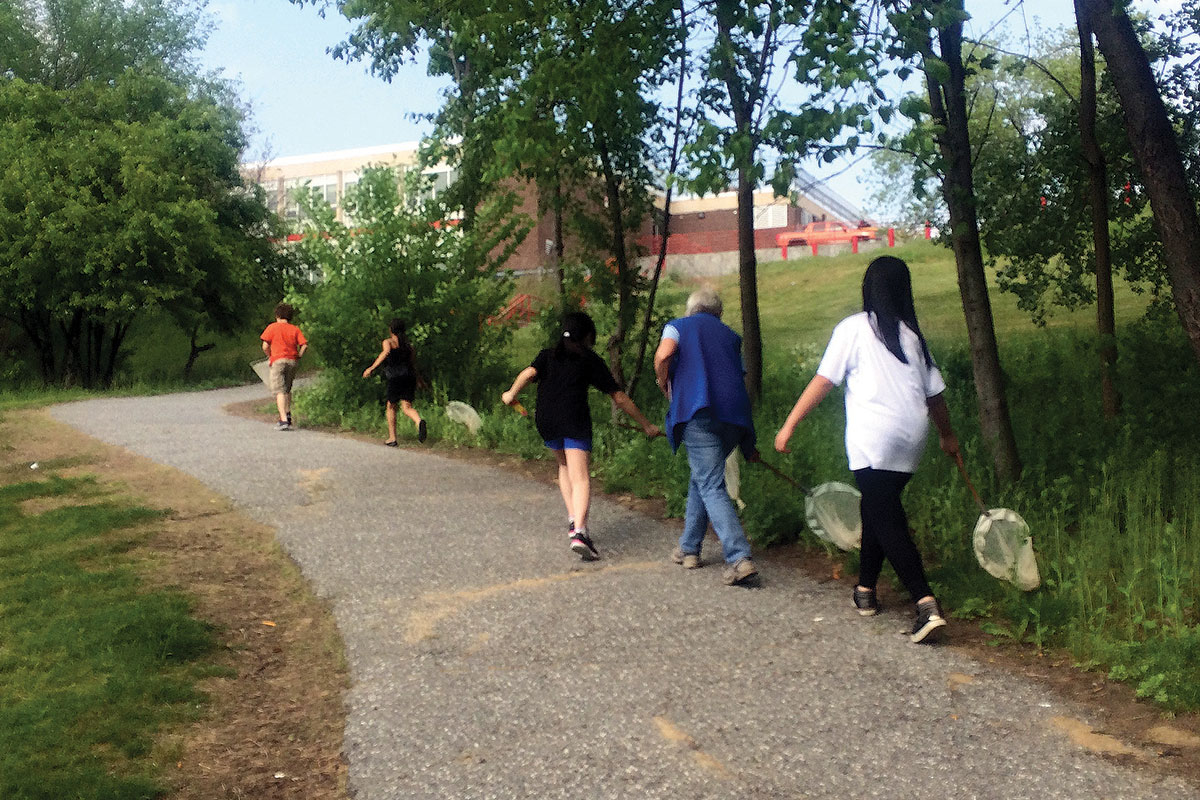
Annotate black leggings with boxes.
[854,467,933,602]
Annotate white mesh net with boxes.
[805,482,862,551]
[445,401,483,434]
[250,358,270,389]
[972,508,1040,590]
[725,451,746,510]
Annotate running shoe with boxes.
[570,533,600,561]
[722,558,758,585]
[671,547,701,569]
[910,600,947,643]
[853,587,880,616]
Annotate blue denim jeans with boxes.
[678,411,753,564]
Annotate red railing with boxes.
[489,293,538,327]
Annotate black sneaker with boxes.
[570,533,600,561]
[910,600,947,643]
[286,412,293,426]
[853,587,880,617]
[275,420,291,431]
[418,419,428,443]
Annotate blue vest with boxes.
[664,313,755,452]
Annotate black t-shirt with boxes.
[531,346,621,441]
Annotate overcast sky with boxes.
[201,0,1180,210]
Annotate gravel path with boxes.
[52,385,1195,800]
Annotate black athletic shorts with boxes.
[386,375,416,404]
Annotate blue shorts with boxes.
[544,437,592,452]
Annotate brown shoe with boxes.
[671,547,701,569]
[722,558,758,585]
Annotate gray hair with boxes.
[685,287,723,317]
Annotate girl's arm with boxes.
[362,340,392,377]
[610,391,662,438]
[926,393,960,456]
[501,366,538,406]
[774,375,835,453]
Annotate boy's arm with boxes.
[610,391,661,437]
[261,340,271,358]
[501,366,538,406]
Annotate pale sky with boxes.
[200,0,1179,209]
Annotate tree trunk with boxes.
[553,179,566,309]
[735,167,763,402]
[597,136,634,388]
[185,323,215,380]
[1075,0,1121,419]
[927,11,1022,483]
[629,5,689,401]
[1082,0,1200,366]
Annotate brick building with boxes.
[246,145,866,276]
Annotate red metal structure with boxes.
[776,220,879,259]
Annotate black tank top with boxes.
[382,340,411,379]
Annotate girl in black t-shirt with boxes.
[502,311,660,560]
[363,318,427,446]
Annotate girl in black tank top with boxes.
[362,318,427,446]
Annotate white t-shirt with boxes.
[816,312,946,473]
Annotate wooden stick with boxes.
[954,452,990,515]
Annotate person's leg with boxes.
[854,469,886,592]
[682,412,752,565]
[385,401,398,443]
[855,468,932,602]
[552,448,573,519]
[275,392,288,423]
[400,400,421,427]
[564,448,591,531]
[678,471,709,556]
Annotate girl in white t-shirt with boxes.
[774,256,960,643]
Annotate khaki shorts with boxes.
[269,359,298,395]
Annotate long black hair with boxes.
[554,311,597,357]
[389,318,412,357]
[861,256,932,365]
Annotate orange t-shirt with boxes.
[260,321,307,364]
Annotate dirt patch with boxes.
[2,410,349,800]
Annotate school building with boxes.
[245,143,869,276]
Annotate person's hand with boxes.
[501,389,516,406]
[939,432,960,457]
[774,426,793,453]
[362,367,373,378]
[643,423,663,439]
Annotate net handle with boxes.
[954,452,989,515]
[757,459,813,497]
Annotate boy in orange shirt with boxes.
[260,303,308,430]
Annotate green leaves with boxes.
[0,73,278,386]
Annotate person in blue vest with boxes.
[654,288,760,586]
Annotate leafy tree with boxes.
[0,0,209,89]
[1078,0,1200,368]
[798,0,1022,481]
[685,0,808,403]
[0,73,280,387]
[288,167,521,407]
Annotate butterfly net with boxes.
[805,481,862,551]
[972,508,1040,590]
[445,401,483,434]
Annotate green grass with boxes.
[0,468,216,799]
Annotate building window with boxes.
[753,203,788,230]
